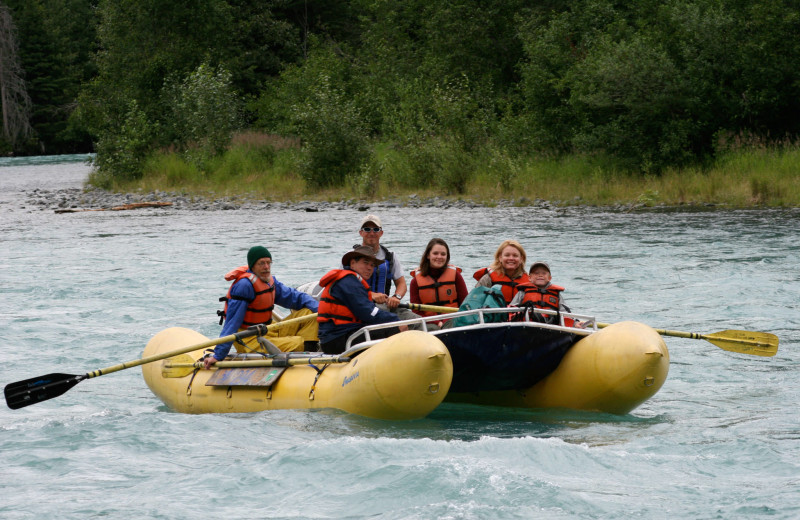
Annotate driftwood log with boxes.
[55,202,173,214]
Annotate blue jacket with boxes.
[318,270,399,345]
[213,274,319,360]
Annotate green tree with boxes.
[78,0,234,176]
[0,3,33,152]
[163,63,241,167]
[5,0,95,154]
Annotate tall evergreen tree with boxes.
[0,3,33,152]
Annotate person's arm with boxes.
[386,276,407,310]
[206,280,253,367]
[332,276,399,325]
[559,293,570,313]
[385,255,406,309]
[272,276,319,312]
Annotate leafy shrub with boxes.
[90,99,154,185]
[163,63,242,169]
[290,75,370,188]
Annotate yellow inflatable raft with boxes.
[142,329,453,420]
[446,321,670,414]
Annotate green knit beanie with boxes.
[247,246,272,268]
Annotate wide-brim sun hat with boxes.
[342,245,380,267]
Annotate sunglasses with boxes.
[361,227,382,233]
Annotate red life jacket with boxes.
[410,265,462,316]
[517,282,575,327]
[222,266,275,328]
[472,267,530,304]
[317,269,372,326]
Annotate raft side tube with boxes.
[141,328,452,420]
[447,321,669,414]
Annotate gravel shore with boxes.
[24,186,569,212]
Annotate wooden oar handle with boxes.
[168,356,350,369]
[399,302,458,314]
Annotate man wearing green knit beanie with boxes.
[205,245,320,369]
[247,246,271,268]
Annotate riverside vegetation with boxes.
[5,1,800,208]
[93,131,800,209]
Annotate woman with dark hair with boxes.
[409,238,469,330]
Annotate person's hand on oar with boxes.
[203,354,218,370]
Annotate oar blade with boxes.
[705,330,779,357]
[161,354,200,378]
[4,373,84,410]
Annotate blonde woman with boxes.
[472,239,530,304]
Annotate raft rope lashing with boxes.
[185,365,201,396]
[308,363,330,401]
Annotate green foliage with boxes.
[6,0,96,153]
[386,137,475,194]
[290,75,370,188]
[89,100,154,186]
[7,0,800,188]
[567,34,693,170]
[251,39,354,134]
[163,63,242,168]
[515,0,800,171]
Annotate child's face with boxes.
[530,267,551,287]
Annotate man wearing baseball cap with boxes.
[352,214,407,309]
[205,246,320,368]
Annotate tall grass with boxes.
[93,132,800,207]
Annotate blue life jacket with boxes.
[350,244,394,295]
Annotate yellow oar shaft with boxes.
[598,322,778,356]
[87,313,318,378]
[166,356,348,369]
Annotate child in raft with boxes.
[510,261,582,327]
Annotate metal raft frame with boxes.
[341,306,599,357]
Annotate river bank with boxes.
[82,134,800,210]
[8,141,800,212]
[21,185,733,214]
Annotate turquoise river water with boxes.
[1,155,798,519]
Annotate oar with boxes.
[399,302,458,314]
[4,313,318,410]
[597,323,778,357]
[162,354,350,378]
[400,303,778,356]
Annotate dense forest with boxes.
[2,0,800,190]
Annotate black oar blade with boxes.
[4,373,84,410]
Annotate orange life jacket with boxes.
[517,282,575,326]
[221,266,275,328]
[472,267,529,304]
[517,283,564,311]
[317,269,372,326]
[410,265,462,316]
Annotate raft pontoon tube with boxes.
[142,329,453,420]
